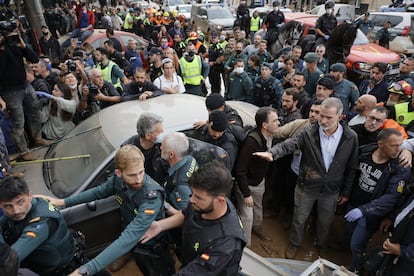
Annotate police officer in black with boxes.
[315,0,337,47]
[141,161,246,275]
[208,31,225,94]
[263,1,285,45]
[0,177,74,276]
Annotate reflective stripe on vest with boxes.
[250,17,260,32]
[98,61,122,89]
[394,102,414,125]
[179,56,203,85]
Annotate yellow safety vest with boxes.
[123,13,133,30]
[394,102,414,125]
[250,16,260,32]
[98,61,122,90]
[179,56,203,85]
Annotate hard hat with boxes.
[171,10,178,16]
[388,80,413,96]
[151,8,156,14]
[188,31,199,40]
[164,11,170,17]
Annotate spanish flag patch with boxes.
[200,254,210,261]
[144,209,155,215]
[176,197,182,202]
[26,231,36,238]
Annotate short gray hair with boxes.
[163,132,189,159]
[321,97,343,115]
[136,113,163,137]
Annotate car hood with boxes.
[349,43,401,64]
[210,18,234,27]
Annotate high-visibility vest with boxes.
[123,13,133,29]
[250,16,260,32]
[179,56,203,85]
[98,61,122,90]
[394,102,414,125]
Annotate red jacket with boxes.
[75,5,95,29]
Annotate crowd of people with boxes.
[1,0,414,275]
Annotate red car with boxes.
[284,13,401,83]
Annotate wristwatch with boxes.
[78,265,89,276]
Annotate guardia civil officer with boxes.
[0,177,74,275]
[43,145,175,276]
[208,31,225,94]
[141,161,246,275]
[315,0,337,47]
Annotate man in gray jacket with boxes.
[254,97,358,259]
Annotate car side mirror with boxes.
[87,201,97,211]
[201,15,207,19]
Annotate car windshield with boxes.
[207,8,233,19]
[353,29,370,45]
[178,5,191,12]
[169,0,185,5]
[47,116,114,198]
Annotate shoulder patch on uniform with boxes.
[144,209,155,215]
[26,231,37,238]
[397,180,405,193]
[29,217,41,223]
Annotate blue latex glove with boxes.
[277,23,283,28]
[324,35,330,40]
[36,91,52,99]
[344,208,363,222]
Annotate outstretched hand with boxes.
[33,195,65,208]
[253,152,273,161]
[36,91,52,99]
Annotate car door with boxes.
[62,157,122,258]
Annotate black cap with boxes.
[150,47,163,55]
[211,30,218,38]
[318,76,335,90]
[209,110,228,132]
[206,94,225,110]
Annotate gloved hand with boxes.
[324,35,330,40]
[344,208,363,222]
[36,91,52,99]
[277,23,283,28]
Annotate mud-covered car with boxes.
[14,94,257,257]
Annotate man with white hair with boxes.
[161,132,198,210]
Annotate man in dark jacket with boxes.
[344,128,411,272]
[39,25,62,66]
[0,33,39,160]
[234,106,280,247]
[122,67,163,101]
[255,97,358,259]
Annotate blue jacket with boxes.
[352,149,411,229]
[359,78,389,104]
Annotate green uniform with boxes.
[333,79,359,113]
[0,198,74,275]
[64,174,170,275]
[226,71,253,101]
[303,68,323,97]
[163,155,198,210]
[251,50,272,64]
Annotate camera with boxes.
[0,8,18,46]
[88,82,99,98]
[65,60,77,72]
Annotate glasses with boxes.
[402,62,412,66]
[367,116,384,124]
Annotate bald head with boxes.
[355,94,377,116]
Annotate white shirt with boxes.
[348,114,366,126]
[319,123,343,172]
[153,74,185,93]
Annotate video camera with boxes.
[0,8,19,46]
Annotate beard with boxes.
[192,200,214,215]
[386,98,398,107]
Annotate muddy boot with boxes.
[21,152,37,161]
[252,225,272,242]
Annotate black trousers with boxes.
[209,66,223,94]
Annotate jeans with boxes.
[290,186,338,248]
[235,179,265,246]
[62,28,93,48]
[346,217,377,271]
[1,87,28,153]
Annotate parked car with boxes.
[248,6,292,26]
[284,14,401,83]
[191,4,235,35]
[13,94,257,257]
[308,3,355,22]
[59,29,149,70]
[353,11,414,54]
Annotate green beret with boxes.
[304,52,318,63]
[330,63,347,72]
